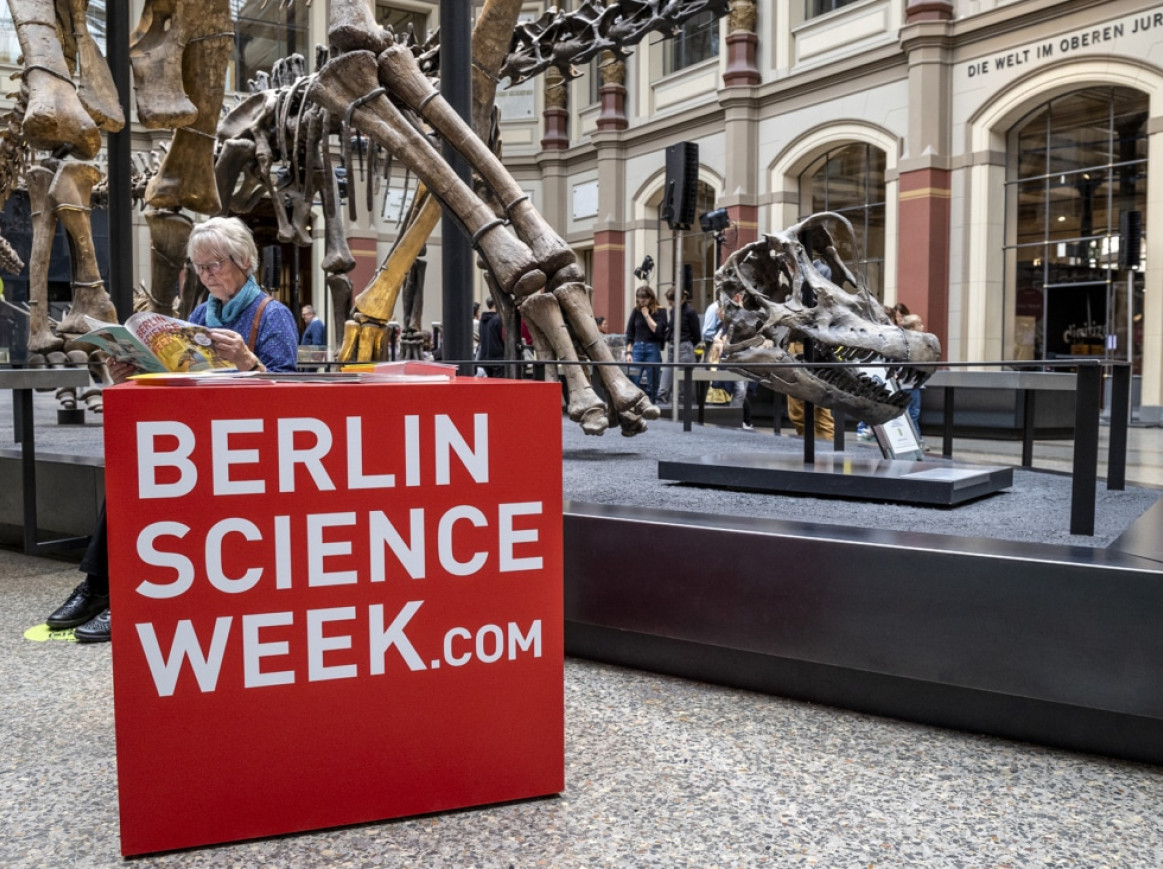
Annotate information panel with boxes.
[104,378,564,855]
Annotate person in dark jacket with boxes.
[477,296,505,377]
[657,287,700,405]
[623,284,667,402]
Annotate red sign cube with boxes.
[104,378,564,855]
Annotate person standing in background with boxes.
[624,285,667,403]
[300,304,325,345]
[658,286,700,406]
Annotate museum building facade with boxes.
[3,1,1163,419]
[487,0,1163,419]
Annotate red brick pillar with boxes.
[897,169,950,345]
[597,54,628,132]
[724,0,760,87]
[346,237,378,304]
[592,230,627,328]
[541,68,569,151]
[719,205,759,261]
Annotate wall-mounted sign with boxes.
[961,9,1157,80]
[573,180,599,220]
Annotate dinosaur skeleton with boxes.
[310,7,660,436]
[498,0,730,85]
[716,213,941,425]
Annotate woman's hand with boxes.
[208,328,262,372]
[105,360,139,385]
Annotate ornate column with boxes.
[720,0,760,258]
[596,53,628,132]
[897,0,954,349]
[541,67,569,150]
[723,0,760,88]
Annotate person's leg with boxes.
[815,408,835,441]
[74,501,112,642]
[657,346,673,404]
[644,343,662,403]
[787,395,805,435]
[676,341,695,408]
[46,502,109,629]
[630,344,648,393]
[908,388,922,427]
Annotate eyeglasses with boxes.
[191,259,229,276]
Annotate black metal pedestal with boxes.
[659,453,1013,506]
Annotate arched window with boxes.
[799,144,887,299]
[1005,86,1147,366]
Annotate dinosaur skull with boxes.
[716,213,941,426]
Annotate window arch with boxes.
[798,143,887,300]
[1004,86,1148,366]
[630,170,722,325]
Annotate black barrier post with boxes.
[1021,389,1036,467]
[1070,363,1101,536]
[439,2,473,375]
[106,1,133,321]
[1108,362,1130,491]
[833,409,845,452]
[942,385,955,458]
[682,366,694,432]
[803,402,815,463]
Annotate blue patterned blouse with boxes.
[189,290,299,373]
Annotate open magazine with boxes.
[75,312,235,373]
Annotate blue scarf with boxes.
[204,276,262,328]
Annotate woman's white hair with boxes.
[187,217,259,277]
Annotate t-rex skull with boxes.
[716,212,941,426]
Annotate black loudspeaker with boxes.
[661,142,699,231]
[1119,210,1142,269]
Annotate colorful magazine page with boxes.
[75,313,236,374]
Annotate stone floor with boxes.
[4,387,1163,866]
[4,545,1163,867]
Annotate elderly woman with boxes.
[185,216,298,373]
[43,218,296,643]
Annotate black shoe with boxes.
[46,582,110,630]
[75,608,111,644]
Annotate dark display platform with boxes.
[565,499,1163,766]
[658,453,1013,506]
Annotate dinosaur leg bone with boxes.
[142,5,232,213]
[214,138,258,216]
[518,291,609,436]
[378,45,577,287]
[68,0,123,132]
[9,0,101,157]
[50,161,117,334]
[145,209,193,315]
[553,281,659,428]
[309,51,546,299]
[25,165,64,355]
[129,0,197,129]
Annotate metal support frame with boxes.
[5,369,93,554]
[106,1,133,321]
[1070,363,1101,536]
[440,2,474,375]
[1108,363,1130,491]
